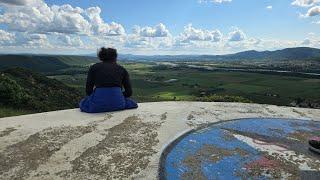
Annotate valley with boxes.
[1,47,320,117]
[50,61,320,107]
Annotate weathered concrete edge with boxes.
[157,117,320,179]
[1,102,320,179]
[1,101,319,121]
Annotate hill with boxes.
[0,67,83,117]
[0,55,98,72]
[220,47,320,61]
[117,47,320,61]
[1,47,319,73]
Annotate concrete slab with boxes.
[0,102,319,179]
[160,118,320,179]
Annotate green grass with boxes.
[50,62,320,106]
[56,56,97,66]
[0,55,97,73]
[0,106,34,118]
[2,62,319,118]
[1,67,83,115]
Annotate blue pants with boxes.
[79,87,138,113]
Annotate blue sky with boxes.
[44,0,317,39]
[0,0,319,55]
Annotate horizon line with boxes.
[0,46,316,57]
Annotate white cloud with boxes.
[125,34,173,50]
[123,23,173,50]
[0,31,51,49]
[86,7,125,36]
[28,34,46,40]
[225,38,299,53]
[0,1,125,36]
[266,6,273,10]
[134,23,170,37]
[305,6,320,16]
[125,37,152,48]
[0,30,14,41]
[172,25,226,54]
[177,24,222,43]
[120,24,172,53]
[228,28,246,41]
[291,0,319,7]
[302,38,312,45]
[0,0,38,6]
[198,0,232,4]
[300,33,320,47]
[0,2,89,34]
[308,32,316,36]
[0,0,317,55]
[300,37,320,47]
[22,33,47,44]
[0,29,15,44]
[57,35,83,47]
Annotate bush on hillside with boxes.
[195,94,252,103]
[0,67,83,112]
[0,74,31,107]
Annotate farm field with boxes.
[49,62,320,107]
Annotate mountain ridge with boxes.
[0,55,98,72]
[0,47,319,73]
[117,47,320,61]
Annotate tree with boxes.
[0,74,30,107]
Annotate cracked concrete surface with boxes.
[0,102,319,179]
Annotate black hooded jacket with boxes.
[85,62,132,97]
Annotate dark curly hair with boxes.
[97,47,118,62]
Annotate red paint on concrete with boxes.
[245,156,279,170]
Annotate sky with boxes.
[0,0,319,55]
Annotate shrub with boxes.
[195,94,252,103]
[0,75,31,107]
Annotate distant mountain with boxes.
[0,67,82,112]
[0,55,98,72]
[117,47,320,61]
[220,47,320,61]
[1,47,319,73]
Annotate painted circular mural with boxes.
[159,118,320,179]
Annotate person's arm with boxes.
[122,69,133,98]
[86,66,95,96]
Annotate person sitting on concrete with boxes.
[80,47,138,113]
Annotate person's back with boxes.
[79,47,138,113]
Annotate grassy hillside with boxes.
[0,67,83,117]
[1,50,319,118]
[0,55,98,73]
[51,62,320,108]
[54,55,98,66]
[119,47,320,62]
[224,47,320,61]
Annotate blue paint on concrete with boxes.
[219,118,319,138]
[164,128,261,179]
[161,118,320,180]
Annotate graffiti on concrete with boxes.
[160,118,320,179]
